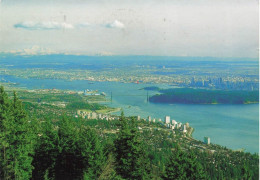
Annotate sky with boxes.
[0,0,258,57]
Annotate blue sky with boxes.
[0,0,258,57]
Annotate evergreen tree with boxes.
[114,112,150,179]
[0,87,35,179]
[98,153,122,180]
[32,118,58,180]
[0,86,11,179]
[163,146,206,180]
[185,151,207,180]
[241,163,252,180]
[32,115,105,180]
[163,146,187,180]
[54,116,82,179]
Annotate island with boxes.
[149,88,259,104]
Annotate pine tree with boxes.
[97,153,121,180]
[78,121,105,179]
[0,86,12,179]
[32,115,105,180]
[241,163,252,180]
[163,146,187,180]
[114,112,150,179]
[0,87,35,179]
[185,151,206,180]
[163,146,206,180]
[32,118,58,179]
[54,116,81,179]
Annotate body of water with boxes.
[1,75,259,153]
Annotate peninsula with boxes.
[149,88,259,104]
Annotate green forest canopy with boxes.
[0,86,259,179]
[149,88,259,104]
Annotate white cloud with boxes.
[106,20,125,29]
[13,20,126,30]
[2,0,256,57]
[14,21,74,30]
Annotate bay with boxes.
[1,75,259,153]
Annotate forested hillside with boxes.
[0,86,258,179]
[149,88,259,104]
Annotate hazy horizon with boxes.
[0,52,259,61]
[0,0,258,58]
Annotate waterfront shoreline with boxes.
[0,79,258,153]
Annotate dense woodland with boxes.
[149,88,259,104]
[0,86,259,179]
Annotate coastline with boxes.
[0,81,258,153]
[149,101,259,105]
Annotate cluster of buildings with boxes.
[141,115,210,144]
[83,89,104,96]
[76,110,118,121]
[138,115,189,133]
[188,76,258,91]
[76,110,211,145]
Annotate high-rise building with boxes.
[182,124,186,131]
[191,77,195,85]
[91,112,97,119]
[177,122,182,128]
[219,77,223,84]
[147,116,151,122]
[165,116,170,124]
[204,137,210,144]
[171,120,177,125]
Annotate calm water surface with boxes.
[2,75,259,153]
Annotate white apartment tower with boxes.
[165,116,170,124]
[204,137,210,145]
